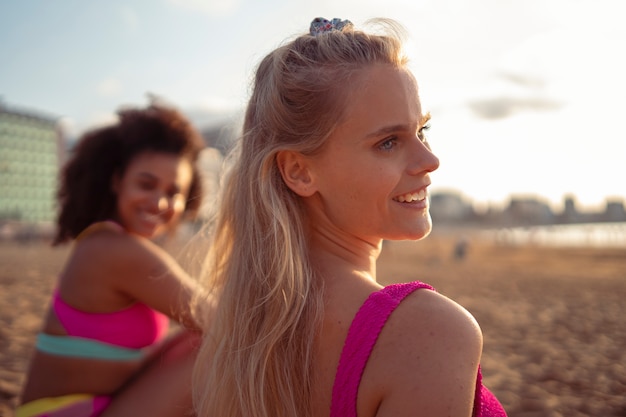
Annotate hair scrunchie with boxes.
[309,17,352,36]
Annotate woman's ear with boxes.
[276,150,316,197]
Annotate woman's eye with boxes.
[378,137,397,151]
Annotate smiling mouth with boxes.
[393,189,426,203]
[140,212,162,224]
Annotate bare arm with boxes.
[64,229,206,331]
[112,234,205,330]
[360,289,483,417]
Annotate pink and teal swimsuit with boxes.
[37,289,170,360]
[17,285,169,417]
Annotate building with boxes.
[604,199,626,222]
[429,191,474,223]
[503,196,554,226]
[0,101,65,226]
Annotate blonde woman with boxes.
[192,17,507,417]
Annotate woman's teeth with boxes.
[395,190,426,203]
[141,213,160,223]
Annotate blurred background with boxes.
[2,0,625,232]
[1,2,626,416]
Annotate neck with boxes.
[308,223,382,283]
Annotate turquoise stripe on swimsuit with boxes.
[36,333,144,361]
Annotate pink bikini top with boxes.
[53,289,170,349]
[330,281,507,417]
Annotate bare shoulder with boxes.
[63,225,199,324]
[73,226,172,272]
[65,225,183,299]
[358,287,483,417]
[393,288,482,347]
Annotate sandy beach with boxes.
[1,230,625,417]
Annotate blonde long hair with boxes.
[192,19,408,417]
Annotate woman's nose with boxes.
[407,140,440,175]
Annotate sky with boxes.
[1,0,624,211]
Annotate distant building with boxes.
[504,196,554,225]
[604,199,626,222]
[430,191,474,223]
[557,194,584,223]
[0,102,65,224]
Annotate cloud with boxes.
[497,72,546,89]
[95,78,123,97]
[461,67,562,119]
[166,0,241,17]
[467,96,562,119]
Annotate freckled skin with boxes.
[305,64,440,244]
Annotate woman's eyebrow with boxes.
[364,112,431,139]
[364,123,410,139]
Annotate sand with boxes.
[1,231,625,417]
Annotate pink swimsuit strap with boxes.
[330,280,507,417]
[330,281,434,417]
[53,290,169,349]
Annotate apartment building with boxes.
[0,102,64,224]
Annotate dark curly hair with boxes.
[53,101,205,245]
